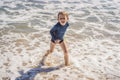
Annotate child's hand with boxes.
[55,39,60,44]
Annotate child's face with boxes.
[58,14,68,26]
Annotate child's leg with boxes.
[41,41,55,65]
[60,41,69,66]
[45,41,56,56]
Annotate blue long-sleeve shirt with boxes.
[50,22,69,41]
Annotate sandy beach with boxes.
[0,0,120,80]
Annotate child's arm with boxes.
[50,26,57,41]
[55,39,61,43]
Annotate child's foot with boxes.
[65,63,70,66]
[39,54,48,66]
[39,50,50,66]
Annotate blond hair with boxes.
[58,11,69,20]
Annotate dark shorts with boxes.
[51,39,63,44]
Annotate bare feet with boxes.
[65,63,70,66]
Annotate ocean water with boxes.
[0,0,120,37]
[0,0,120,80]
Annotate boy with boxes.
[44,11,70,66]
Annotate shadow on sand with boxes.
[15,55,64,80]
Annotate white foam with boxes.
[0,0,120,80]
